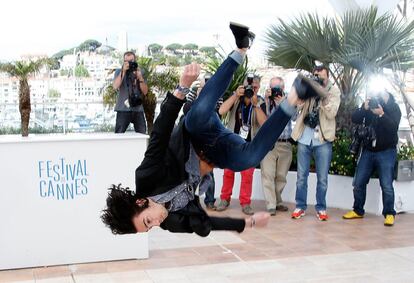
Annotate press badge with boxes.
[239,125,249,139]
[314,126,320,139]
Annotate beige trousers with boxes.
[260,142,293,209]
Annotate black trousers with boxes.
[115,111,146,134]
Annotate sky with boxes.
[0,0,338,61]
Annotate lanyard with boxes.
[241,103,253,127]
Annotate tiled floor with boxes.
[2,200,414,283]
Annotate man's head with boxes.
[101,184,168,234]
[313,65,329,86]
[269,76,284,90]
[252,75,261,95]
[123,51,136,63]
[269,76,285,101]
[243,75,261,104]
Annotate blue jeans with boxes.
[204,172,216,205]
[295,142,332,211]
[185,55,292,172]
[352,148,397,216]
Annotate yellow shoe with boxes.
[384,215,395,226]
[342,210,363,219]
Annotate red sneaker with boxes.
[291,208,306,219]
[317,210,329,221]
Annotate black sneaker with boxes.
[293,74,328,100]
[229,22,255,49]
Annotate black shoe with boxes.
[268,209,276,216]
[293,74,328,100]
[229,22,255,49]
[276,205,289,212]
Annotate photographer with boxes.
[343,90,401,226]
[215,74,267,215]
[291,65,341,221]
[113,51,148,134]
[260,77,293,215]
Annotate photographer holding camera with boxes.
[215,74,267,215]
[260,76,293,215]
[113,51,148,134]
[291,65,341,221]
[343,90,401,226]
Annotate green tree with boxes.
[148,43,163,55]
[136,57,179,134]
[0,59,51,136]
[183,43,199,55]
[78,39,102,52]
[52,48,75,60]
[265,7,414,134]
[74,64,89,77]
[166,43,183,55]
[199,46,218,57]
[102,84,117,107]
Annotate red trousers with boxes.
[220,168,255,206]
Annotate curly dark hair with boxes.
[101,184,149,234]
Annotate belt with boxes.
[278,139,289,142]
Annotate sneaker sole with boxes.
[291,213,305,219]
[342,216,363,219]
[229,21,249,29]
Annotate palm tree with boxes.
[136,57,179,134]
[204,48,255,124]
[266,7,414,134]
[0,59,50,136]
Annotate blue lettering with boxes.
[39,180,47,197]
[46,161,53,178]
[60,158,65,176]
[67,164,76,180]
[47,181,55,197]
[53,164,60,181]
[57,183,65,200]
[75,179,81,195]
[38,161,45,178]
[81,178,88,195]
[65,183,74,199]
[76,160,83,176]
[83,160,88,176]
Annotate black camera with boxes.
[244,74,255,98]
[304,110,319,129]
[368,97,383,109]
[349,124,377,155]
[311,74,324,86]
[128,61,138,72]
[270,86,283,99]
[125,61,142,107]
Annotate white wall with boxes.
[212,169,414,215]
[0,134,149,270]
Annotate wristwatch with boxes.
[176,85,190,95]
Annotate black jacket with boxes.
[351,95,401,152]
[135,92,245,236]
